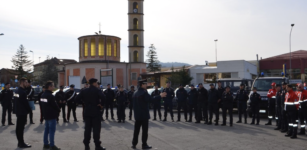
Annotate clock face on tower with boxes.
[133,9,138,13]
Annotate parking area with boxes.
[0,105,306,150]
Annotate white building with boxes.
[189,60,257,84]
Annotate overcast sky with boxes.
[0,0,306,69]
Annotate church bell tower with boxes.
[128,0,144,63]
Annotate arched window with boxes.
[133,18,138,29]
[98,38,104,56]
[133,34,138,46]
[114,40,117,57]
[107,39,111,56]
[84,39,88,57]
[133,2,138,13]
[133,51,138,62]
[90,38,96,56]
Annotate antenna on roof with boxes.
[99,22,101,34]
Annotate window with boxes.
[133,18,138,29]
[133,34,138,46]
[98,38,104,56]
[133,2,138,10]
[114,40,117,57]
[221,73,231,78]
[133,51,138,62]
[90,38,95,56]
[132,73,137,80]
[84,39,88,57]
[107,39,111,56]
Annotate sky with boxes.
[0,0,307,69]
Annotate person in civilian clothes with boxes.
[187,84,198,122]
[15,78,32,148]
[0,83,14,126]
[221,86,234,126]
[128,85,135,120]
[38,86,46,124]
[250,87,261,125]
[151,85,162,121]
[116,85,128,123]
[65,84,78,122]
[41,81,61,150]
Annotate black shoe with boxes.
[207,121,212,125]
[236,120,242,123]
[106,117,108,120]
[153,118,156,121]
[281,129,287,133]
[74,120,79,122]
[188,120,192,122]
[290,136,297,139]
[195,121,200,123]
[2,124,5,126]
[215,122,219,126]
[265,122,272,125]
[221,124,226,126]
[95,146,106,150]
[274,127,281,130]
[9,123,14,125]
[244,121,247,124]
[129,118,132,120]
[30,122,35,124]
[118,120,122,123]
[85,145,90,150]
[111,118,115,120]
[230,124,233,127]
[250,122,255,125]
[43,144,50,150]
[285,133,292,137]
[142,145,152,149]
[18,143,32,148]
[176,120,180,122]
[50,145,61,150]
[131,145,136,149]
[64,120,68,123]
[163,118,167,122]
[172,119,174,122]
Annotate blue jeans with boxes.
[44,119,56,146]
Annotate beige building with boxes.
[57,0,146,89]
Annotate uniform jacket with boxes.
[15,87,31,115]
[0,88,13,106]
[176,88,188,102]
[38,91,44,106]
[26,86,34,101]
[133,87,161,120]
[76,85,106,117]
[197,87,208,104]
[250,92,261,105]
[235,89,249,102]
[151,90,161,105]
[222,91,233,106]
[217,87,225,100]
[128,90,135,104]
[208,88,219,104]
[41,90,60,120]
[162,88,174,103]
[103,88,115,102]
[65,90,77,104]
[285,89,299,110]
[267,89,277,99]
[55,91,65,104]
[116,91,128,105]
[188,88,198,105]
[281,89,287,109]
[298,90,307,108]
[276,91,282,107]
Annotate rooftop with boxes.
[261,50,307,61]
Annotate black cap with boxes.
[89,78,98,84]
[107,83,110,86]
[118,84,122,88]
[60,86,64,89]
[190,84,194,87]
[27,80,31,83]
[138,79,147,85]
[70,84,75,88]
[225,85,230,89]
[240,83,245,86]
[282,82,288,85]
[130,85,135,88]
[5,83,10,86]
[42,85,46,89]
[198,83,203,86]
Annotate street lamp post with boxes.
[289,24,295,79]
[29,50,34,63]
[0,33,4,36]
[214,39,218,63]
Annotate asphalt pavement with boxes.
[0,105,306,150]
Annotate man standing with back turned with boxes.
[131,80,167,149]
[76,78,106,150]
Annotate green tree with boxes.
[146,44,161,72]
[11,45,33,79]
[38,56,58,87]
[166,66,193,88]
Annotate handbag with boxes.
[28,101,35,110]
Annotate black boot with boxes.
[285,127,293,137]
[163,118,167,122]
[298,128,305,135]
[236,120,242,123]
[265,120,272,125]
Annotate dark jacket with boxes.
[0,88,13,106]
[235,89,249,102]
[128,90,135,104]
[151,90,161,105]
[65,90,77,104]
[162,88,174,103]
[281,89,287,109]
[38,91,44,106]
[250,92,261,105]
[221,91,233,106]
[188,88,198,105]
[76,85,106,117]
[104,88,115,102]
[208,88,219,104]
[15,87,31,116]
[133,87,161,120]
[276,91,282,107]
[116,91,128,105]
[41,90,60,120]
[176,88,188,102]
[217,87,225,100]
[26,86,34,101]
[197,87,208,104]
[55,91,65,104]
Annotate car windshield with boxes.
[34,88,42,93]
[219,81,242,92]
[253,79,284,91]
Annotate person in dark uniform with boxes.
[65,84,78,122]
[116,85,128,123]
[131,80,167,149]
[41,81,61,150]
[103,84,115,120]
[250,87,261,125]
[151,85,162,121]
[187,84,198,122]
[176,84,188,122]
[284,84,299,139]
[76,78,106,150]
[128,85,135,120]
[297,83,307,135]
[80,83,89,122]
[280,82,288,133]
[15,78,32,148]
[207,83,219,125]
[196,83,208,124]
[221,86,234,126]
[274,85,282,130]
[162,82,175,122]
[38,86,46,124]
[26,80,35,124]
[0,83,14,126]
[217,81,225,122]
[235,83,249,124]
[55,86,65,123]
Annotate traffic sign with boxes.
[15,79,18,83]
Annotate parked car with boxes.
[32,86,43,103]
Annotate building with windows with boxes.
[57,0,146,89]
[259,50,307,81]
